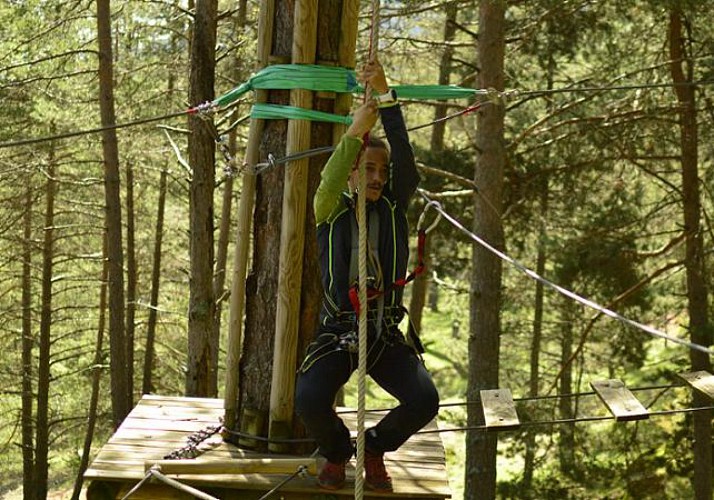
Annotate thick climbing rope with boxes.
[355,3,381,499]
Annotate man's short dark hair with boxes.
[367,136,389,153]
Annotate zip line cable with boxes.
[415,404,714,435]
[519,79,714,98]
[251,99,490,174]
[2,78,713,150]
[417,190,713,356]
[213,398,714,447]
[0,110,189,149]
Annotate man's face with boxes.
[350,146,388,202]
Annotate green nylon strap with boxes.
[213,64,487,108]
[215,64,360,107]
[250,103,353,125]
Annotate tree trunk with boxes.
[97,0,130,426]
[125,163,136,403]
[35,156,56,500]
[523,175,547,491]
[239,3,290,438]
[268,0,318,451]
[408,2,457,334]
[668,11,712,500]
[524,49,555,491]
[70,235,108,500]
[238,0,353,449]
[186,0,218,397]
[465,2,505,499]
[558,297,575,476]
[213,0,247,351]
[21,182,35,500]
[430,0,458,154]
[142,167,167,395]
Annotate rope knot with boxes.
[192,100,218,119]
[485,88,519,105]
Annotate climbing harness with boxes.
[348,199,441,317]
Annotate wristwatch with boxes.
[376,89,398,107]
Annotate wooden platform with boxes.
[85,394,451,499]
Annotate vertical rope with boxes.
[355,3,380,499]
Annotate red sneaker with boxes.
[365,451,393,492]
[317,460,346,490]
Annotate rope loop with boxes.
[485,88,520,105]
[417,199,443,234]
[253,153,277,175]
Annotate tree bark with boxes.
[524,49,555,490]
[70,235,108,500]
[186,0,218,397]
[668,11,712,500]
[35,154,56,500]
[96,0,130,425]
[269,0,318,451]
[125,162,136,403]
[213,0,247,356]
[465,1,505,499]
[142,167,168,395]
[238,0,352,450]
[21,182,35,500]
[558,296,575,476]
[523,175,547,490]
[430,0,458,154]
[239,0,292,444]
[408,2,457,334]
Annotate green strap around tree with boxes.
[250,102,353,125]
[213,64,489,122]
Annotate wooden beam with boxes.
[480,389,520,430]
[591,379,649,421]
[678,371,714,401]
[144,458,318,476]
[332,0,359,144]
[269,0,319,452]
[223,0,275,432]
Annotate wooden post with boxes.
[332,0,359,144]
[268,0,318,453]
[223,0,275,433]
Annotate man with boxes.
[295,60,439,493]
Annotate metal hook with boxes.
[417,200,442,234]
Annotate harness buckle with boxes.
[339,332,359,353]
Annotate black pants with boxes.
[295,335,439,463]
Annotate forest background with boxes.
[0,0,712,499]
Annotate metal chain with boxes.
[162,422,223,460]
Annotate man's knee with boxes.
[420,384,440,422]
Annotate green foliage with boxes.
[0,0,711,498]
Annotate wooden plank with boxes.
[86,466,451,497]
[480,389,520,429]
[86,395,451,499]
[678,371,714,401]
[145,458,319,476]
[115,484,193,500]
[591,379,649,421]
[119,416,219,433]
[110,427,201,443]
[89,455,445,480]
[128,405,223,420]
[138,394,223,407]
